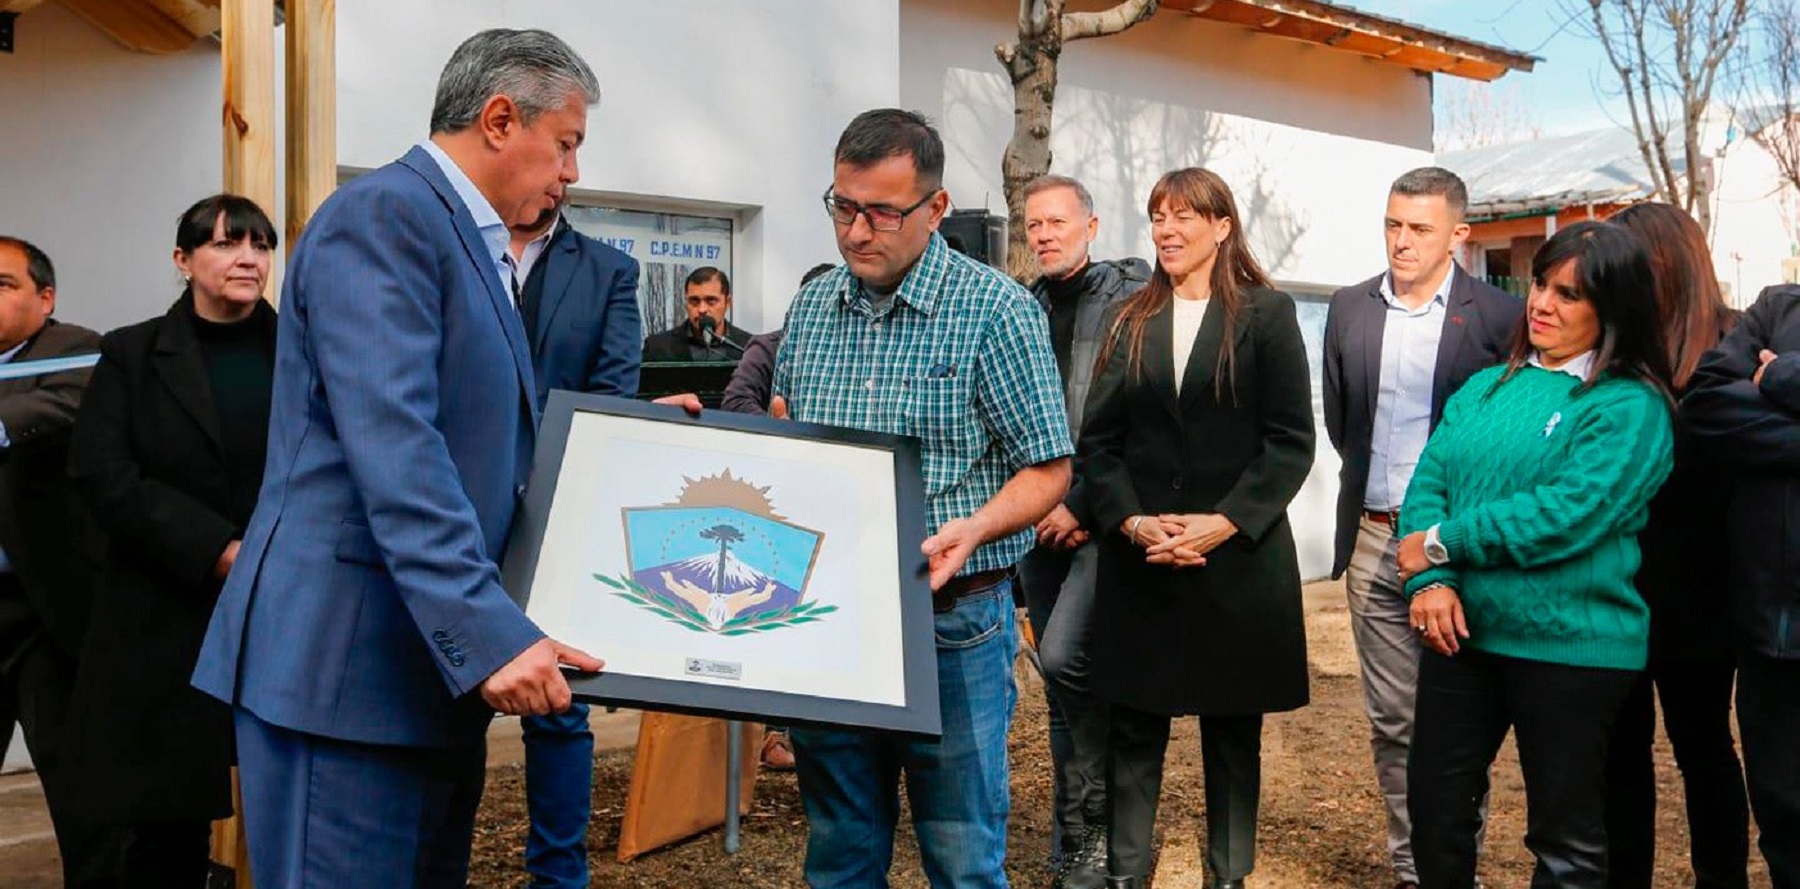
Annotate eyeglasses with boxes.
[821,187,939,232]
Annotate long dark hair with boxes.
[1497,220,1673,398]
[1098,168,1270,392]
[1609,202,1732,390]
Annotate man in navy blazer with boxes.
[192,30,605,887]
[506,198,640,888]
[1321,167,1520,889]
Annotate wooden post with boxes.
[221,0,277,214]
[285,0,336,249]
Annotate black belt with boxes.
[933,567,1013,613]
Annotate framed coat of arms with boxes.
[502,392,940,736]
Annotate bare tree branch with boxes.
[1744,0,1800,195]
[1062,0,1159,43]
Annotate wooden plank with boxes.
[221,0,277,214]
[0,1,47,14]
[285,0,337,249]
[57,0,194,54]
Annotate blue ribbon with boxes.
[0,353,101,381]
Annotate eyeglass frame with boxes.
[820,186,943,233]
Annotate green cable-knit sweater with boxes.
[1400,363,1674,670]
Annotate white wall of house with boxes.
[1710,135,1800,307]
[0,2,227,335]
[337,0,900,334]
[900,0,1439,578]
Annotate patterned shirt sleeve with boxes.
[976,288,1074,468]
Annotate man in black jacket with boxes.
[1017,174,1148,889]
[641,267,756,362]
[0,236,113,887]
[1682,282,1800,888]
[1320,169,1520,889]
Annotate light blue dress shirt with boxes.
[417,139,514,302]
[0,338,25,573]
[1364,266,1457,511]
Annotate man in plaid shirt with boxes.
[772,109,1073,888]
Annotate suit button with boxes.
[1172,475,1183,490]
[515,484,528,498]
[432,630,449,642]
[449,654,465,667]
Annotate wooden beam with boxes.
[0,1,47,14]
[285,0,336,247]
[221,0,276,214]
[58,0,196,53]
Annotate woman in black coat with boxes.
[1080,168,1315,889]
[63,194,278,885]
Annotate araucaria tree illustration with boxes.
[699,524,744,594]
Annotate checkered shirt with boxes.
[773,233,1073,576]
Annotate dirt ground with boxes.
[469,585,1776,888]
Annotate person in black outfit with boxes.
[63,195,280,886]
[1016,173,1149,889]
[641,266,755,362]
[1602,203,1749,889]
[1081,168,1314,889]
[1683,282,1800,889]
[0,235,113,888]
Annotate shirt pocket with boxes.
[904,375,983,496]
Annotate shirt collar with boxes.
[417,139,510,264]
[842,232,953,317]
[1378,263,1456,311]
[0,339,26,364]
[1528,349,1597,380]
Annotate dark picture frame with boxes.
[502,391,941,736]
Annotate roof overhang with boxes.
[1467,188,1646,222]
[1161,0,1538,82]
[15,0,225,54]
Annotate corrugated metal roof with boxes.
[1438,126,1681,217]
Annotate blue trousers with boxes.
[521,703,594,888]
[791,582,1019,889]
[232,707,487,889]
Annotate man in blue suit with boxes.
[192,30,606,888]
[506,194,641,888]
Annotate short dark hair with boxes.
[834,109,945,192]
[1497,220,1673,395]
[0,237,55,291]
[1390,167,1469,220]
[800,263,836,286]
[685,266,731,296]
[176,194,278,255]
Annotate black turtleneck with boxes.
[189,304,274,521]
[1041,265,1090,379]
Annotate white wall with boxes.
[1710,136,1800,307]
[0,2,225,334]
[901,0,1439,578]
[337,0,901,333]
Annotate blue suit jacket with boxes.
[530,219,642,403]
[193,146,546,748]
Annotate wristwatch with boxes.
[1424,524,1450,566]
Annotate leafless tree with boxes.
[1580,0,1752,233]
[995,0,1159,280]
[1435,79,1544,152]
[1741,0,1800,195]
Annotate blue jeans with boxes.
[521,703,593,889]
[791,581,1019,889]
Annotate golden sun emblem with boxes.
[666,469,783,521]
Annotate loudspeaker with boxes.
[939,210,1006,269]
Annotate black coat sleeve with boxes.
[1682,285,1800,472]
[1216,292,1317,542]
[1077,321,1140,536]
[721,332,777,415]
[66,334,238,592]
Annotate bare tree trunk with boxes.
[995,0,1158,282]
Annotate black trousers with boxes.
[1737,653,1800,889]
[0,583,118,888]
[1021,543,1109,853]
[1409,649,1637,889]
[118,819,212,888]
[1602,657,1749,889]
[1106,705,1262,881]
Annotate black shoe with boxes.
[1102,878,1143,889]
[1208,880,1245,889]
[1052,823,1109,889]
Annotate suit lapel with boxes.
[1142,301,1180,418]
[1432,268,1478,403]
[399,147,540,428]
[1179,295,1230,408]
[1354,279,1387,429]
[534,219,578,355]
[151,300,225,453]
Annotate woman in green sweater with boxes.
[1393,220,1675,889]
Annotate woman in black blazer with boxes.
[63,194,279,885]
[1080,168,1315,889]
